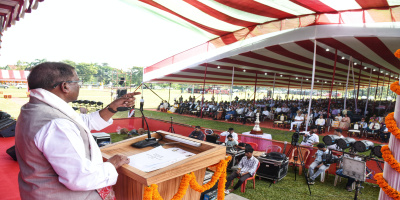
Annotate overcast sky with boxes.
[0,0,207,70]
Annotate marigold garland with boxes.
[390,81,400,96]
[143,157,231,200]
[376,80,400,199]
[395,49,400,58]
[374,173,400,200]
[385,112,400,141]
[381,145,400,174]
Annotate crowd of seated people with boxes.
[159,95,393,143]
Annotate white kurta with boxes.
[31,89,118,191]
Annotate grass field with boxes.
[1,87,381,199]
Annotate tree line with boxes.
[1,59,143,87]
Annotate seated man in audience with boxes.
[261,109,270,121]
[220,128,238,143]
[308,143,330,185]
[290,112,304,131]
[225,147,259,194]
[327,129,344,151]
[225,134,238,147]
[242,108,255,124]
[359,118,368,138]
[315,115,325,134]
[380,121,390,143]
[188,126,205,141]
[300,126,319,147]
[367,118,380,137]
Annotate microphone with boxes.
[131,109,159,148]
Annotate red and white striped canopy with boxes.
[0,0,42,45]
[129,0,400,90]
[0,70,29,82]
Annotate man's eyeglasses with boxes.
[52,80,82,88]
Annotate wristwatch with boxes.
[106,105,117,113]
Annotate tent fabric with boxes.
[143,24,400,90]
[0,0,42,37]
[131,0,400,88]
[0,70,29,82]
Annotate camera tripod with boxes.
[168,117,175,133]
[285,132,312,196]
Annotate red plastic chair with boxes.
[246,142,258,151]
[239,162,261,193]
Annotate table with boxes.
[241,132,272,151]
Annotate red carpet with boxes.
[0,137,20,200]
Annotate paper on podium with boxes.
[128,146,195,172]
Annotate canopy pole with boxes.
[364,68,373,117]
[168,83,171,104]
[300,77,304,101]
[306,39,317,132]
[200,64,208,118]
[344,57,352,110]
[272,73,276,100]
[356,62,362,100]
[351,61,357,112]
[287,76,290,104]
[212,85,215,103]
[387,73,392,100]
[192,85,194,96]
[230,67,235,105]
[373,68,380,113]
[320,81,323,102]
[380,73,387,103]
[254,73,258,105]
[327,49,337,115]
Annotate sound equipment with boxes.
[0,120,16,137]
[257,152,289,182]
[118,77,125,86]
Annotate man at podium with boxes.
[15,62,139,200]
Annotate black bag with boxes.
[6,145,17,161]
[265,152,286,160]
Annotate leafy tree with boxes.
[75,63,98,83]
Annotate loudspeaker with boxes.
[118,77,125,86]
[117,89,127,98]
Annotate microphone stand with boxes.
[131,109,159,148]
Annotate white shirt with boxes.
[220,131,238,143]
[316,118,325,126]
[327,135,344,150]
[369,123,380,130]
[300,133,319,147]
[31,89,117,191]
[294,116,304,122]
[238,156,259,176]
[140,98,144,103]
[262,110,269,116]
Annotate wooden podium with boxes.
[100,131,226,200]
